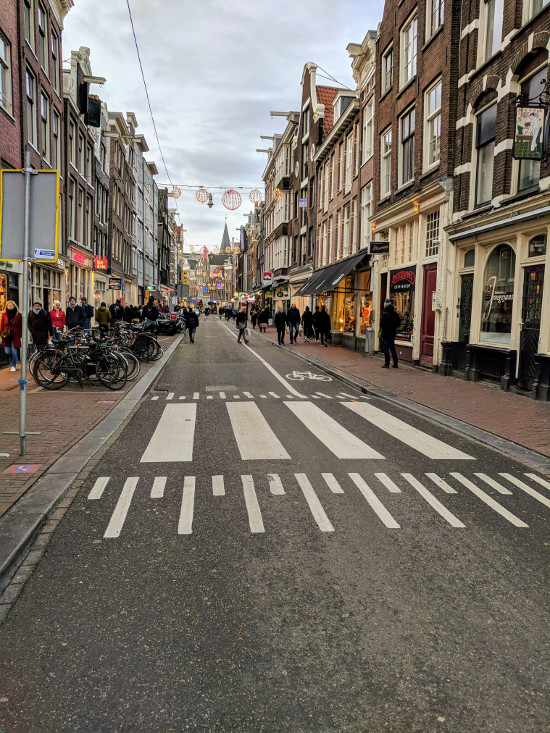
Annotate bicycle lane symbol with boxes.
[284,371,332,382]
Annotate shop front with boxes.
[388,266,416,361]
[93,256,109,308]
[272,280,290,314]
[30,261,65,312]
[68,247,94,305]
[0,268,21,367]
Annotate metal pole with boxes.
[19,150,32,456]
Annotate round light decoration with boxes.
[234,246,241,254]
[190,245,195,252]
[249,188,262,204]
[222,189,242,210]
[200,246,209,258]
[225,246,231,253]
[171,186,182,199]
[273,188,283,202]
[213,247,220,254]
[196,187,209,204]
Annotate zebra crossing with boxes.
[150,390,366,402]
[87,470,550,537]
[139,399,475,463]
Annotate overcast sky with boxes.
[63,0,384,250]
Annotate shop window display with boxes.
[480,244,515,344]
[357,270,372,335]
[389,267,416,342]
[331,275,355,333]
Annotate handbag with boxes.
[0,326,11,341]
[377,328,382,338]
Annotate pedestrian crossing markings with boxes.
[88,471,549,537]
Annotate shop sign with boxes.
[94,256,109,270]
[216,283,222,289]
[299,198,307,208]
[72,251,87,265]
[513,106,545,160]
[34,248,55,261]
[108,277,122,290]
[369,240,390,254]
[390,267,416,292]
[265,291,272,299]
[262,271,272,285]
[275,289,289,299]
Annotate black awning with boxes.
[294,250,369,297]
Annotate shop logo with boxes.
[391,269,416,290]
[94,256,109,270]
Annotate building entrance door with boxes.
[420,264,437,363]
[518,264,544,390]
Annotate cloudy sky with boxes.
[63,0,384,250]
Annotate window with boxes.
[363,98,374,162]
[69,179,76,240]
[425,211,440,257]
[425,80,442,168]
[399,108,415,186]
[0,33,12,114]
[401,15,418,87]
[52,110,60,170]
[24,0,35,49]
[26,70,37,147]
[380,128,392,198]
[528,234,547,257]
[51,32,59,93]
[69,121,75,165]
[38,4,48,74]
[345,132,353,192]
[483,0,504,61]
[361,183,373,249]
[302,108,310,137]
[480,244,515,344]
[78,133,84,175]
[517,67,547,191]
[464,249,475,267]
[475,102,497,206]
[532,0,550,14]
[427,0,444,38]
[381,46,393,95]
[40,93,49,160]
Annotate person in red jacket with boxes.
[49,300,66,342]
[1,301,23,371]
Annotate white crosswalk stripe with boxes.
[525,473,550,491]
[141,403,197,463]
[474,473,512,495]
[285,401,384,459]
[343,402,474,460]
[499,473,550,508]
[227,402,290,460]
[89,471,547,537]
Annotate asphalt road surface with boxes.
[0,317,548,732]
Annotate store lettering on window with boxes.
[390,267,416,342]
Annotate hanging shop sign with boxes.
[513,106,545,160]
[369,240,390,254]
[262,271,272,285]
[299,198,308,208]
[275,288,289,299]
[94,256,109,271]
[108,277,122,290]
[390,267,416,292]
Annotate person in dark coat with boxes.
[312,305,322,343]
[235,307,249,344]
[185,307,199,343]
[1,301,23,371]
[274,308,287,345]
[142,298,159,328]
[80,296,94,334]
[379,298,401,368]
[65,296,86,332]
[109,299,124,321]
[301,306,314,342]
[257,308,268,333]
[287,304,301,344]
[28,298,52,349]
[250,307,257,329]
[318,305,331,346]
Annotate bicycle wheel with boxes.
[132,335,156,361]
[96,353,128,390]
[33,353,70,390]
[116,348,141,381]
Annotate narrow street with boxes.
[0,318,548,732]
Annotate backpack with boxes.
[85,304,94,319]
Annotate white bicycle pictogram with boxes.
[285,370,332,382]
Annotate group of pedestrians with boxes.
[273,304,331,346]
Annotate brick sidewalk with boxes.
[257,326,550,458]
[0,335,176,517]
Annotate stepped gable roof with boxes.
[316,86,341,138]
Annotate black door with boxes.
[459,274,473,343]
[518,265,544,390]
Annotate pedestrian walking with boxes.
[319,305,331,347]
[28,299,52,350]
[49,300,65,342]
[250,307,258,330]
[185,307,199,343]
[96,302,112,337]
[1,301,23,371]
[287,304,301,344]
[274,308,287,345]
[142,298,159,329]
[109,298,124,321]
[80,296,94,334]
[257,308,268,333]
[301,306,314,342]
[66,296,86,334]
[124,304,134,323]
[235,307,249,344]
[312,305,321,343]
[379,298,401,368]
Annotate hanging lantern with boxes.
[234,246,241,254]
[171,186,182,199]
[225,246,231,253]
[249,188,262,204]
[273,187,282,202]
[213,247,220,254]
[196,187,209,204]
[222,189,242,210]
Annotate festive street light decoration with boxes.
[249,188,262,204]
[213,246,220,254]
[273,187,283,202]
[225,246,231,253]
[222,189,242,210]
[196,187,209,204]
[200,246,209,257]
[234,246,241,254]
[171,186,182,199]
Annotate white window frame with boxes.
[479,0,504,64]
[52,109,60,170]
[51,32,59,94]
[381,45,393,95]
[399,106,415,187]
[425,210,440,258]
[360,182,373,250]
[24,0,35,50]
[26,69,37,148]
[40,92,49,161]
[0,33,13,115]
[345,132,353,193]
[474,101,497,207]
[363,97,374,162]
[400,14,418,88]
[426,0,444,40]
[38,3,48,75]
[380,128,392,199]
[424,79,442,170]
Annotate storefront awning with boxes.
[294,250,369,297]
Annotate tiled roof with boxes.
[316,86,341,138]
